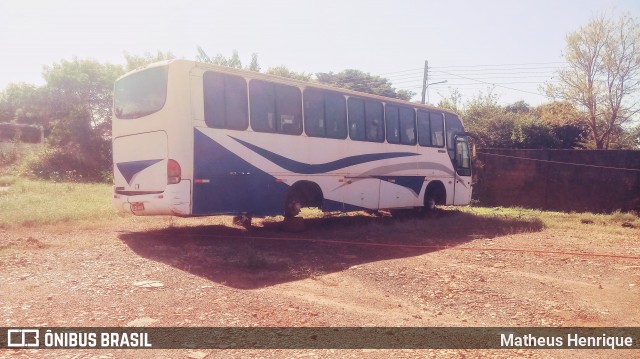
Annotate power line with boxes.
[386,73,560,98]
[311,62,564,100]
[379,62,567,77]
[431,61,567,69]
[477,152,640,172]
[424,69,548,97]
[404,81,558,90]
[382,63,565,87]
[379,67,424,76]
[380,67,558,79]
[430,70,558,77]
[387,70,558,81]
[393,76,557,85]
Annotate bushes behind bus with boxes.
[22,144,111,183]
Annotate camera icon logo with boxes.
[7,329,40,348]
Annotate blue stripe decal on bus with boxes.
[373,176,426,195]
[116,159,163,185]
[230,136,419,174]
[193,130,291,216]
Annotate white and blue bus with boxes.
[112,60,472,223]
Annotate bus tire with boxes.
[285,192,303,218]
[424,182,446,213]
[425,193,437,211]
[284,181,323,218]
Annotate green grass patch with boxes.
[1,177,638,234]
[0,178,118,228]
[461,206,640,233]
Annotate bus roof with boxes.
[125,59,463,120]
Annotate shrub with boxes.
[24,144,111,183]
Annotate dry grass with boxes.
[1,178,637,241]
[462,206,640,235]
[0,178,121,229]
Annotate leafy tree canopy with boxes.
[266,66,313,81]
[546,13,640,149]
[438,89,588,149]
[123,50,175,72]
[196,47,249,70]
[0,83,47,125]
[316,69,414,101]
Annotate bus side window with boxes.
[204,72,248,130]
[304,88,347,139]
[275,84,302,135]
[203,72,226,129]
[417,110,431,146]
[250,80,277,133]
[303,88,325,137]
[385,105,400,144]
[224,74,249,130]
[430,112,445,147]
[399,107,416,145]
[365,101,384,142]
[325,92,347,139]
[348,98,365,141]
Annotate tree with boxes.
[196,46,212,64]
[437,89,586,149]
[462,90,503,130]
[536,101,583,126]
[437,88,463,114]
[39,58,123,180]
[43,58,122,141]
[627,124,640,148]
[316,69,414,101]
[196,47,243,69]
[123,50,175,72]
[248,53,261,72]
[0,83,47,125]
[505,100,531,114]
[227,50,242,69]
[266,65,313,81]
[546,13,640,149]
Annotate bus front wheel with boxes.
[423,182,446,213]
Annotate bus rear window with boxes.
[114,66,168,119]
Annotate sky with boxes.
[1,0,639,107]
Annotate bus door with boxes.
[453,135,472,205]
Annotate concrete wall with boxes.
[473,149,640,213]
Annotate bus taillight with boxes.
[167,159,181,184]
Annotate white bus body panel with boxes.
[112,61,194,216]
[113,60,471,218]
[113,131,168,192]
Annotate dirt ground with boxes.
[1,209,639,358]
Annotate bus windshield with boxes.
[114,66,168,119]
[445,113,464,161]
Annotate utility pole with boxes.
[421,60,428,104]
[421,60,447,104]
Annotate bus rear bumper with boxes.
[112,181,191,216]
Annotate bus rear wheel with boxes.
[285,193,303,218]
[283,181,323,218]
